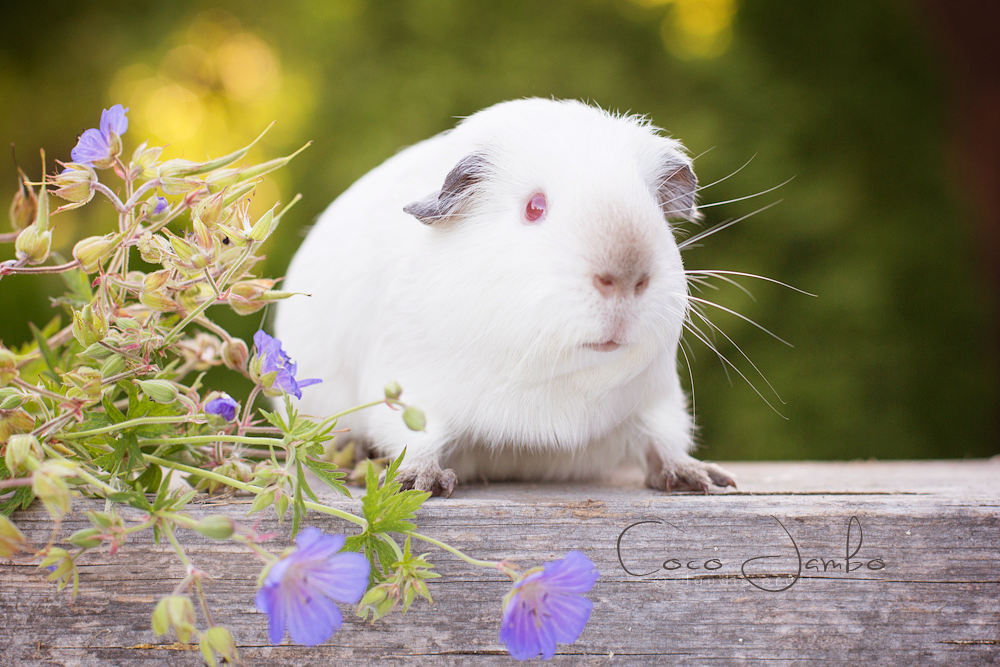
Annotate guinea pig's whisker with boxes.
[677,200,783,250]
[688,307,785,406]
[686,270,817,297]
[685,294,793,347]
[692,153,755,191]
[694,177,795,210]
[681,316,787,418]
[678,335,697,419]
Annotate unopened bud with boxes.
[193,515,235,540]
[9,172,37,232]
[402,406,426,432]
[108,131,124,160]
[193,191,229,228]
[131,141,164,179]
[33,461,77,519]
[5,433,41,474]
[68,527,103,549]
[221,339,249,372]
[138,379,178,404]
[157,159,203,195]
[137,231,171,263]
[63,367,102,400]
[15,225,52,265]
[200,625,238,667]
[0,514,27,558]
[152,595,197,643]
[50,164,96,205]
[384,381,403,400]
[72,303,109,347]
[249,206,277,242]
[73,233,118,273]
[0,348,17,386]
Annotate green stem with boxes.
[142,454,367,528]
[59,415,205,439]
[162,521,192,568]
[404,530,501,569]
[141,434,282,447]
[302,399,396,440]
[161,242,255,347]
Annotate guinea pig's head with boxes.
[403,99,698,384]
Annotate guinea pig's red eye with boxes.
[525,193,547,222]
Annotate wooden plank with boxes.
[2,460,999,666]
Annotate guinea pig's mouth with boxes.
[585,340,623,352]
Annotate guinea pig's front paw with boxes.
[394,461,458,498]
[645,455,736,494]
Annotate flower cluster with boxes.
[0,105,599,663]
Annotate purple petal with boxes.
[71,128,110,165]
[99,104,129,136]
[542,592,592,644]
[306,551,370,604]
[253,329,272,352]
[294,527,344,555]
[285,588,343,646]
[254,584,286,644]
[500,594,546,661]
[205,395,239,421]
[539,551,599,594]
[296,378,323,389]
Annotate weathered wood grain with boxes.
[2,460,999,666]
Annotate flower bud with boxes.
[0,408,35,443]
[140,195,170,223]
[72,303,109,347]
[68,527,104,549]
[157,159,203,195]
[50,164,96,205]
[249,206,277,242]
[33,462,74,519]
[248,488,275,515]
[15,225,52,265]
[130,141,164,179]
[201,626,239,667]
[137,231,172,264]
[221,338,249,372]
[0,388,25,410]
[192,515,235,540]
[384,381,403,400]
[0,348,18,386]
[99,353,126,379]
[63,367,102,401]
[8,172,37,232]
[39,546,77,594]
[138,379,178,404]
[402,406,426,432]
[73,233,118,273]
[0,514,27,558]
[152,595,197,643]
[193,191,230,228]
[4,433,41,474]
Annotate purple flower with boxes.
[253,330,321,399]
[499,551,599,661]
[70,105,129,168]
[255,529,369,646]
[152,196,169,215]
[204,394,240,422]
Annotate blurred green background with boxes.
[1,0,996,460]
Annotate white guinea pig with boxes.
[275,98,735,496]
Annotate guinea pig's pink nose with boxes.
[593,272,650,298]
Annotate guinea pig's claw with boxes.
[646,458,736,494]
[396,463,458,498]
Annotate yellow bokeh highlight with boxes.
[628,0,739,60]
[105,10,315,222]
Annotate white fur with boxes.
[276,98,715,486]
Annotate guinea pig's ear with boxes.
[403,153,490,225]
[655,155,702,223]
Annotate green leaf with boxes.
[59,266,93,303]
[106,489,153,512]
[136,462,162,493]
[29,321,61,382]
[302,458,350,498]
[101,392,126,425]
[0,486,34,517]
